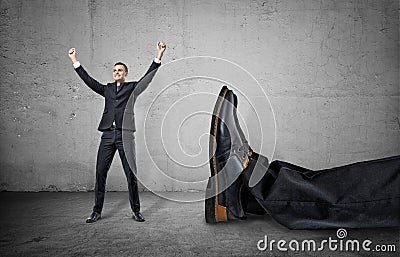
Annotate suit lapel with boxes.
[119,82,125,92]
[112,82,117,95]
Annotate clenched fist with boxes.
[156,41,166,60]
[68,48,77,63]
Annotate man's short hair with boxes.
[114,62,128,72]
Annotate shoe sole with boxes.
[205,86,229,223]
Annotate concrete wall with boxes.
[0,0,398,192]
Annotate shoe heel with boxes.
[205,178,227,223]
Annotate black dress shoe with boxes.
[205,86,251,223]
[86,211,101,223]
[132,212,145,222]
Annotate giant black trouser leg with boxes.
[242,153,400,229]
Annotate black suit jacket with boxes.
[74,61,160,131]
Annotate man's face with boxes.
[113,64,128,83]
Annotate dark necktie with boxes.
[117,84,121,92]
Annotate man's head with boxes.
[113,62,128,83]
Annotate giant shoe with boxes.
[205,86,253,223]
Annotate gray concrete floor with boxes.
[0,192,398,257]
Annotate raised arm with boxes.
[134,41,167,96]
[68,48,105,96]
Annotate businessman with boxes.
[68,42,166,223]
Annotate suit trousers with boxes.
[93,130,140,213]
[241,153,400,229]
